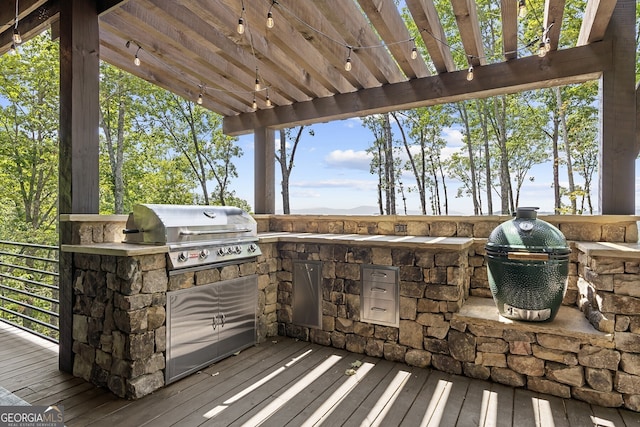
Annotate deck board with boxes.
[1,321,640,426]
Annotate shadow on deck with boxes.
[1,321,639,427]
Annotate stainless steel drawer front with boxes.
[361,265,399,327]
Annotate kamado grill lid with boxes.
[485,207,570,257]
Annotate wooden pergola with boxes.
[0,0,637,372]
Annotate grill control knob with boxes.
[235,245,242,254]
[248,243,257,253]
[199,249,210,260]
[177,251,188,262]
[216,247,225,256]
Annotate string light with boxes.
[518,0,527,18]
[252,96,258,110]
[13,0,21,44]
[466,65,474,81]
[411,39,418,60]
[266,1,277,29]
[237,0,246,34]
[125,41,143,66]
[537,42,547,57]
[265,89,272,107]
[254,67,261,91]
[344,47,352,72]
[197,84,204,104]
[8,43,16,55]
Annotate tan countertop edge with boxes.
[258,232,474,250]
[60,214,129,222]
[455,297,612,342]
[575,241,640,258]
[61,243,168,256]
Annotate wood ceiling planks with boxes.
[0,0,621,132]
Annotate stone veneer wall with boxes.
[269,215,640,411]
[254,214,639,243]
[70,241,279,400]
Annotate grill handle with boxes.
[122,229,141,234]
[179,228,251,236]
[507,252,550,261]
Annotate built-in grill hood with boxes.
[123,204,261,270]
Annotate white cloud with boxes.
[324,149,372,170]
[341,117,364,128]
[443,128,464,147]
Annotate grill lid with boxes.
[123,204,257,245]
[485,207,570,257]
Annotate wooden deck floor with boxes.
[1,322,640,427]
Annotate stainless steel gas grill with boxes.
[123,204,261,270]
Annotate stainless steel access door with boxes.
[166,275,257,384]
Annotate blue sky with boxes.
[227,117,634,215]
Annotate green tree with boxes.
[0,34,58,244]
[145,91,244,207]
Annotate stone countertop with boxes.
[258,232,474,250]
[61,232,474,257]
[575,241,640,258]
[455,296,613,345]
[61,242,168,256]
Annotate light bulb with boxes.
[266,96,272,107]
[518,0,526,18]
[537,42,547,57]
[252,98,258,110]
[255,79,261,91]
[12,29,21,44]
[266,12,274,29]
[197,93,203,105]
[134,55,141,66]
[344,57,352,72]
[411,47,418,60]
[544,38,551,52]
[466,66,474,81]
[237,18,245,34]
[8,43,16,55]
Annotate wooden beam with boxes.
[543,0,566,52]
[58,0,100,373]
[577,0,617,45]
[599,0,636,214]
[450,0,486,67]
[405,0,455,73]
[254,128,275,214]
[0,0,59,55]
[97,0,130,16]
[224,41,612,135]
[357,0,431,79]
[0,0,43,33]
[500,0,517,60]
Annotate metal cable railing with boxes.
[0,240,59,343]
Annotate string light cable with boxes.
[13,0,22,44]
[122,39,272,110]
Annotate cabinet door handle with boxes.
[212,316,218,331]
[371,307,387,312]
[219,313,226,327]
[371,287,387,293]
[371,272,387,278]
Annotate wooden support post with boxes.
[599,0,637,214]
[58,0,100,372]
[254,127,275,214]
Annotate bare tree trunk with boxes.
[478,100,493,215]
[459,102,480,214]
[552,119,561,213]
[383,113,396,214]
[494,97,511,214]
[556,87,577,213]
[278,129,290,214]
